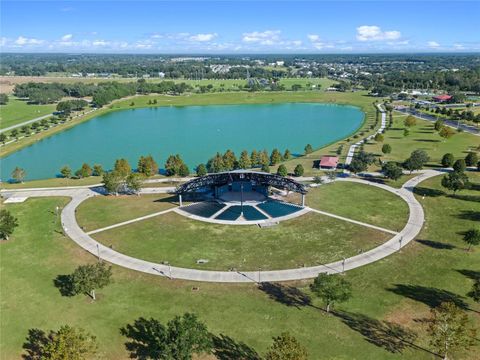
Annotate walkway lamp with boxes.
[239,173,245,217]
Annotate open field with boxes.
[0,176,103,189]
[0,76,336,94]
[1,172,479,359]
[76,193,179,231]
[0,97,55,129]
[306,181,409,231]
[92,211,389,271]
[363,113,479,169]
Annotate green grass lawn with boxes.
[0,97,55,130]
[306,181,409,231]
[76,193,179,231]
[0,175,103,190]
[1,172,479,359]
[363,114,479,169]
[92,211,389,271]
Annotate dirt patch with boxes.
[383,300,430,332]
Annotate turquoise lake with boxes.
[0,103,363,180]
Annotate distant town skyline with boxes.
[1,0,479,53]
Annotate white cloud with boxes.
[242,30,281,45]
[14,36,44,46]
[428,41,440,48]
[92,40,109,46]
[307,34,320,42]
[453,43,464,50]
[387,40,409,46]
[356,25,401,41]
[61,34,73,41]
[189,33,217,42]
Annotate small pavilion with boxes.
[319,156,339,170]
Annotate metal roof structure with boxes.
[175,170,308,195]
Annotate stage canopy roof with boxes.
[176,170,308,195]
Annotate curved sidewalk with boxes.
[1,170,441,282]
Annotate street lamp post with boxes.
[240,182,244,217]
[342,257,346,274]
[97,244,100,261]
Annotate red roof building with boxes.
[432,94,452,102]
[319,156,339,169]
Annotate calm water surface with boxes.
[1,103,363,180]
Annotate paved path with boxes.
[0,114,52,133]
[308,207,398,235]
[87,208,176,235]
[0,169,442,283]
[344,104,387,172]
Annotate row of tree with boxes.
[204,146,312,174]
[0,114,77,144]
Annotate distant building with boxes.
[432,94,452,102]
[319,156,339,169]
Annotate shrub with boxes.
[277,164,288,177]
[441,153,455,168]
[293,164,304,177]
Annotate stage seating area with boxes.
[182,201,226,218]
[181,200,303,223]
[257,200,302,218]
[215,205,268,221]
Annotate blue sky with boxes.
[1,1,479,53]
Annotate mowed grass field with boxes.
[363,113,479,168]
[92,211,389,271]
[0,97,55,129]
[76,193,179,232]
[1,172,479,359]
[306,181,409,231]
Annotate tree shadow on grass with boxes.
[53,274,75,297]
[414,139,441,143]
[467,182,480,191]
[387,284,468,310]
[258,282,311,309]
[447,194,480,203]
[22,328,48,359]
[456,269,480,281]
[332,310,428,355]
[212,334,260,360]
[456,210,480,222]
[120,317,165,359]
[413,187,445,197]
[416,239,456,250]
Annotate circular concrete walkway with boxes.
[1,170,441,282]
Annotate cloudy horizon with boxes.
[1,1,479,54]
